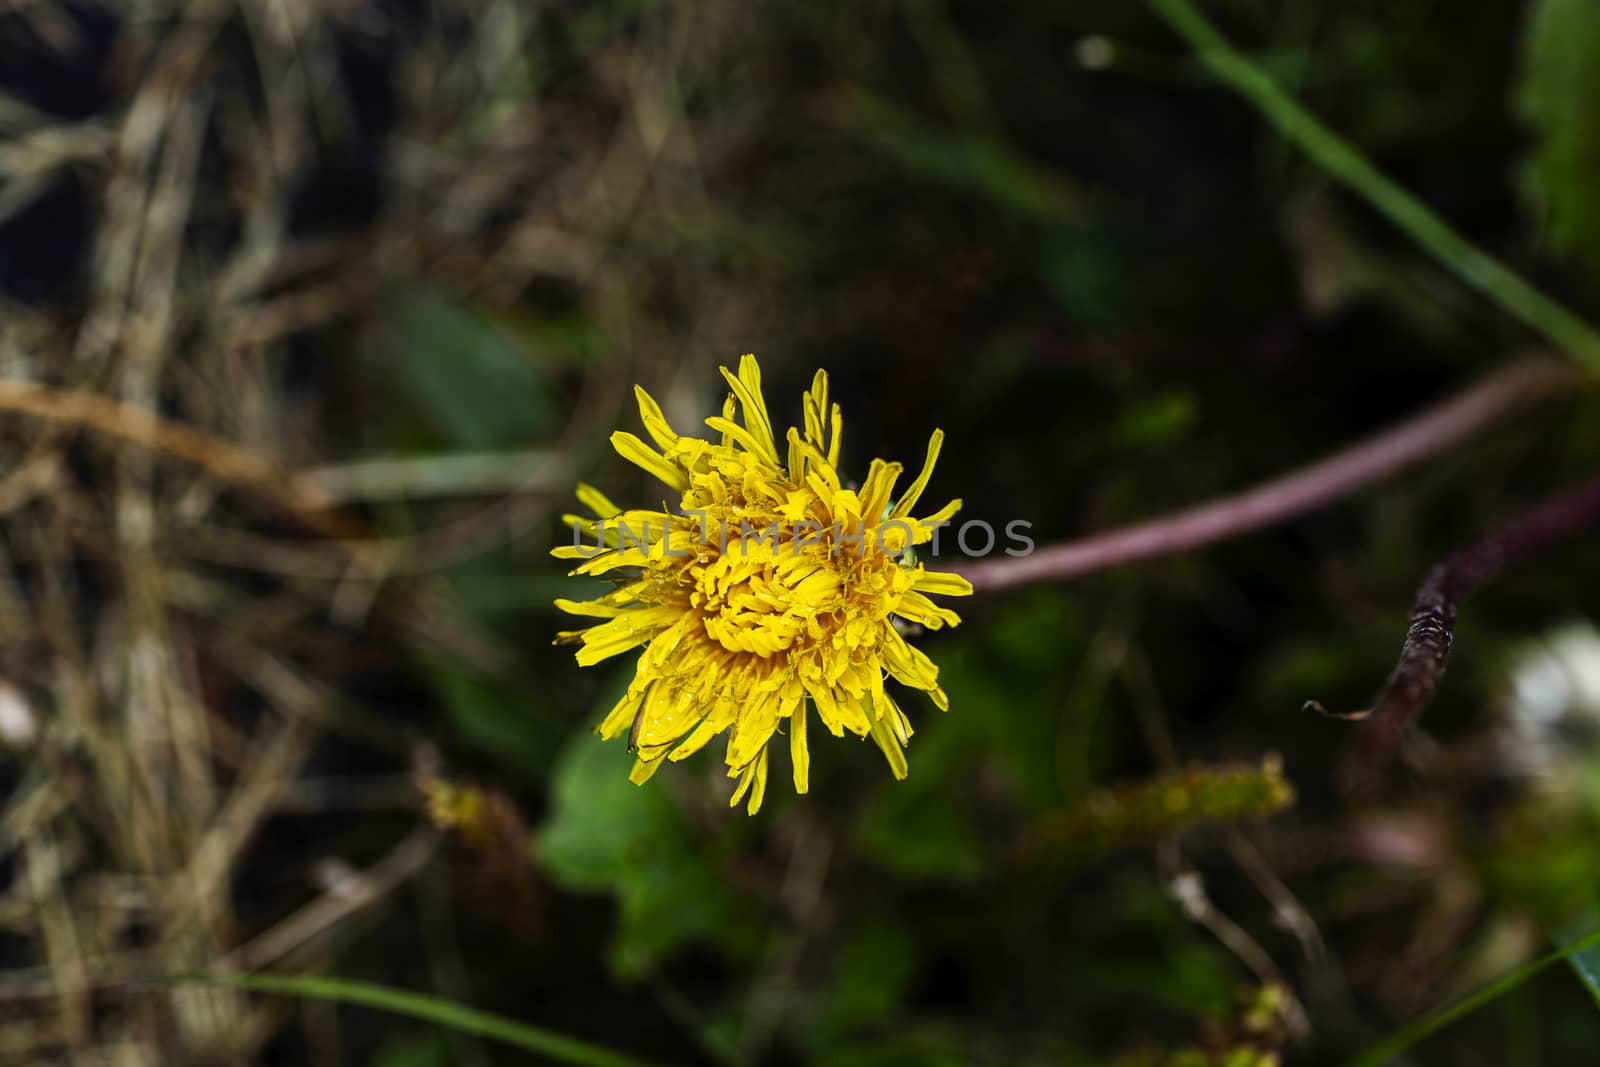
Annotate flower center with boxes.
[689,544,844,658]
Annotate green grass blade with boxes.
[1144,0,1600,370]
[199,972,664,1067]
[1341,924,1600,1067]
[1555,915,1600,1008]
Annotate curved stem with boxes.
[1340,473,1600,796]
[1145,0,1600,368]
[958,358,1579,595]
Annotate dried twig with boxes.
[1339,474,1600,795]
[0,379,372,552]
[216,825,442,974]
[298,449,569,503]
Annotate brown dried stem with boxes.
[1339,474,1600,795]
[0,379,371,553]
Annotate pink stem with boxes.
[957,357,1580,595]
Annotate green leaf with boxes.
[535,727,752,975]
[427,660,561,778]
[378,285,559,450]
[826,923,918,1031]
[854,752,988,882]
[1555,915,1600,1008]
[1518,0,1600,279]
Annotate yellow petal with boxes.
[572,606,678,666]
[911,569,973,598]
[729,750,760,809]
[859,459,903,523]
[629,756,665,785]
[912,497,962,536]
[725,690,782,768]
[611,431,687,491]
[717,391,738,447]
[747,746,770,815]
[596,688,646,739]
[576,482,622,519]
[717,355,779,464]
[633,385,679,451]
[868,704,909,780]
[704,416,778,464]
[794,439,839,494]
[826,402,843,468]
[786,424,805,484]
[572,627,653,667]
[805,681,849,736]
[635,683,700,754]
[894,589,963,629]
[560,513,617,548]
[890,429,944,519]
[668,715,724,762]
[553,597,637,619]
[882,625,940,690]
[790,700,810,794]
[803,376,826,453]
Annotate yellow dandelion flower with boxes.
[553,354,972,814]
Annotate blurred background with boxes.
[1,0,1599,1064]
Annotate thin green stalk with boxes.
[195,972,665,1067]
[1145,0,1600,370]
[1341,925,1600,1067]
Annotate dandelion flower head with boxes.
[554,355,971,813]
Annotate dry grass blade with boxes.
[0,0,779,1060]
